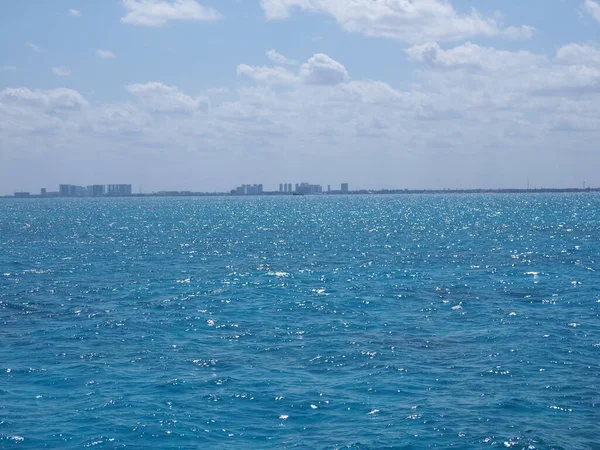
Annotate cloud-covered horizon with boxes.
[1,1,599,194]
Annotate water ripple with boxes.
[1,194,599,449]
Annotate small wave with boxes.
[22,269,53,274]
[267,271,290,278]
[549,405,572,412]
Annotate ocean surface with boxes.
[1,194,599,449]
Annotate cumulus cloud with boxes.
[260,0,307,19]
[89,103,152,136]
[0,88,88,141]
[406,41,600,97]
[260,0,534,43]
[556,43,600,65]
[69,9,82,17]
[583,0,600,23]
[239,53,348,86]
[2,42,600,193]
[1,66,17,71]
[97,49,117,59]
[0,87,88,111]
[266,49,297,65]
[334,80,410,104]
[300,53,349,85]
[237,64,298,84]
[126,82,209,112]
[52,67,71,76]
[406,42,545,71]
[121,0,222,26]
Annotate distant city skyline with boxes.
[7,181,349,197]
[1,1,600,195]
[5,180,600,199]
[6,177,600,198]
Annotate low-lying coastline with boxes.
[2,187,599,199]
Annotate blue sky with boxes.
[1,0,600,194]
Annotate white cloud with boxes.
[556,43,600,65]
[260,0,534,43]
[406,41,600,103]
[25,42,43,52]
[335,80,416,104]
[300,53,349,85]
[121,0,222,26]
[583,0,600,23]
[52,67,71,77]
[69,8,82,17]
[97,50,117,59]
[502,26,535,40]
[266,49,297,65]
[260,0,308,20]
[126,82,209,112]
[406,42,545,71]
[0,87,88,111]
[3,43,600,193]
[1,66,17,71]
[407,41,600,87]
[239,53,348,86]
[237,64,298,84]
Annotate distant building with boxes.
[74,185,87,196]
[89,185,105,197]
[295,182,323,195]
[341,183,349,194]
[107,184,132,196]
[288,183,292,193]
[233,184,264,195]
[41,188,46,197]
[14,192,30,198]
[59,184,71,197]
[279,184,284,192]
[59,184,87,197]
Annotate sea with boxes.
[1,194,599,449]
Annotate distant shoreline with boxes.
[2,188,599,199]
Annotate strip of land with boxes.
[2,187,599,198]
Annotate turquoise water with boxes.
[1,195,599,449]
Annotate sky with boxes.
[1,0,600,194]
